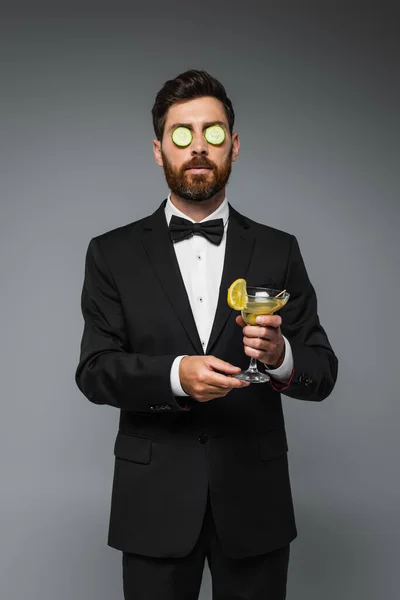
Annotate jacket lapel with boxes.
[141,200,204,354]
[206,205,255,354]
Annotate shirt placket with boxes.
[192,234,208,351]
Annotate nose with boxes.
[190,131,209,155]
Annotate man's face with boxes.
[153,96,240,202]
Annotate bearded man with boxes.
[76,69,338,600]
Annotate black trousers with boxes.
[122,490,290,600]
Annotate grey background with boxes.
[1,3,399,599]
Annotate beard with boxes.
[160,147,233,202]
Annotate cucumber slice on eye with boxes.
[172,126,193,147]
[205,125,225,145]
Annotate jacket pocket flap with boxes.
[114,432,152,464]
[259,430,288,461]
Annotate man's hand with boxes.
[235,314,285,368]
[179,355,250,402]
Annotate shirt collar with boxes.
[165,193,229,226]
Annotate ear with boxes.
[153,139,163,167]
[231,131,240,162]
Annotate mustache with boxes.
[184,160,214,170]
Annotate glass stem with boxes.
[247,357,259,373]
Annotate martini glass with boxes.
[234,287,290,383]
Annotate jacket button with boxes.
[198,432,208,444]
[298,373,313,387]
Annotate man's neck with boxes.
[169,189,226,222]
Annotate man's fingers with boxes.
[243,336,269,349]
[204,370,250,390]
[255,315,282,327]
[179,355,249,402]
[205,355,242,374]
[243,325,280,340]
[236,315,282,332]
[235,315,246,328]
[191,374,249,402]
[204,379,249,395]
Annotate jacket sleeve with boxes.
[75,237,193,413]
[273,235,338,402]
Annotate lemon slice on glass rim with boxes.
[227,278,247,310]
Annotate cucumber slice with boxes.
[171,126,192,147]
[205,125,225,145]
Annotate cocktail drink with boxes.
[227,281,290,383]
[242,296,288,326]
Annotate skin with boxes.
[235,314,285,369]
[152,96,284,402]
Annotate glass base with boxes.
[233,370,270,384]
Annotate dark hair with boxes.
[152,69,235,141]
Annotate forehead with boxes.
[164,96,228,128]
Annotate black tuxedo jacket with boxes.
[75,200,338,559]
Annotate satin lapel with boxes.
[141,201,203,355]
[206,205,255,354]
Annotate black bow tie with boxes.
[169,215,224,245]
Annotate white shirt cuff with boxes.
[263,336,293,382]
[170,355,189,397]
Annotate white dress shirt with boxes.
[165,194,294,396]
